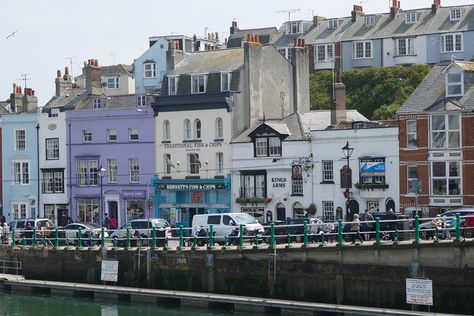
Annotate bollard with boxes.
[239,224,244,248]
[55,227,59,248]
[12,228,16,247]
[152,227,157,249]
[303,221,308,247]
[375,217,380,246]
[126,227,131,249]
[414,215,420,244]
[270,223,275,249]
[179,225,184,249]
[101,227,105,249]
[456,213,461,242]
[338,219,343,246]
[209,225,214,248]
[33,227,37,247]
[78,228,82,248]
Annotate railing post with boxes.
[89,234,93,248]
[394,229,399,245]
[178,225,184,249]
[338,219,343,246]
[239,224,244,248]
[101,227,105,249]
[270,223,275,249]
[254,235,260,249]
[33,227,37,247]
[303,221,308,247]
[126,227,131,249]
[375,217,380,246]
[414,215,420,244]
[209,224,214,248]
[55,227,59,248]
[455,213,461,242]
[138,236,142,250]
[224,236,228,247]
[435,226,439,243]
[321,232,326,246]
[78,228,82,248]
[287,234,291,247]
[11,228,16,247]
[152,227,157,249]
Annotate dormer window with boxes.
[105,77,119,89]
[168,76,178,95]
[191,74,206,94]
[255,136,281,157]
[365,16,375,26]
[405,12,417,24]
[446,72,464,97]
[450,8,462,21]
[328,19,339,29]
[221,72,231,92]
[287,21,300,34]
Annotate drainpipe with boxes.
[68,122,72,222]
[36,123,40,217]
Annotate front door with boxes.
[276,204,286,221]
[347,199,360,221]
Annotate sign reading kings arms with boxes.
[158,183,226,190]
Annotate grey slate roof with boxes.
[301,110,368,132]
[43,87,86,110]
[227,27,278,48]
[100,64,133,76]
[303,4,474,44]
[398,61,474,114]
[169,48,244,75]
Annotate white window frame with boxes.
[129,158,139,183]
[77,160,99,187]
[137,95,146,107]
[353,41,372,59]
[194,119,201,140]
[322,160,334,182]
[323,201,334,222]
[328,19,339,29]
[255,137,268,157]
[129,128,139,141]
[188,153,200,175]
[93,98,102,109]
[45,138,59,160]
[164,154,172,175]
[365,16,375,26]
[405,12,417,24]
[191,74,207,94]
[407,165,418,194]
[144,62,157,78]
[450,8,462,21]
[446,71,464,97]
[184,119,192,140]
[105,77,119,89]
[15,129,26,151]
[406,120,417,149]
[430,114,461,149]
[215,117,223,139]
[431,161,461,196]
[12,160,30,185]
[440,33,463,53]
[221,72,231,92]
[288,21,300,34]
[216,152,224,174]
[83,130,92,142]
[163,120,171,141]
[315,44,334,62]
[107,129,117,142]
[168,76,178,95]
[396,37,415,56]
[108,159,117,183]
[77,199,99,224]
[41,169,64,193]
[278,47,291,60]
[269,137,281,157]
[12,203,27,220]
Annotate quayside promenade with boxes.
[1,237,473,315]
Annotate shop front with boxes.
[122,190,147,222]
[152,175,231,228]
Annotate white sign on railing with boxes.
[101,260,118,282]
[406,278,433,306]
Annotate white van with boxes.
[191,213,264,242]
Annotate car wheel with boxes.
[419,229,431,240]
[463,229,474,239]
[381,231,391,241]
[295,235,303,243]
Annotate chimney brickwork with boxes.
[84,59,102,96]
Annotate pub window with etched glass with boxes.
[430,114,460,149]
[241,174,266,198]
[292,165,303,195]
[431,161,460,196]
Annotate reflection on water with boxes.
[0,291,250,316]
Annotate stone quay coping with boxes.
[1,279,458,316]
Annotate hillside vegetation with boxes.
[309,64,432,120]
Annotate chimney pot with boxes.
[19,87,22,94]
[247,34,251,42]
[65,67,69,75]
[13,83,16,94]
[32,90,35,96]
[302,39,305,46]
[57,70,61,78]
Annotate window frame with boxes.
[240,172,266,198]
[137,95,147,107]
[322,160,334,182]
[188,153,200,175]
[15,129,26,151]
[407,165,419,194]
[405,12,417,24]
[12,203,27,220]
[328,19,339,29]
[194,119,201,140]
[129,128,139,141]
[184,119,192,140]
[83,130,92,143]
[254,136,282,157]
[322,201,334,222]
[431,161,461,196]
[163,120,171,141]
[440,33,463,53]
[352,41,372,59]
[216,152,224,174]
[108,159,117,183]
[365,16,375,26]
[191,74,207,94]
[221,72,231,92]
[144,62,157,78]
[41,169,64,193]
[45,138,59,160]
[291,165,303,195]
[315,44,334,62]
[168,76,178,95]
[215,117,223,139]
[164,154,172,175]
[107,129,117,142]
[77,159,99,187]
[93,98,102,109]
[105,77,119,89]
[129,158,140,183]
[396,37,415,56]
[12,160,30,185]
[430,114,461,149]
[446,71,464,97]
[406,120,417,149]
[450,8,462,21]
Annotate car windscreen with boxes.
[16,221,26,229]
[233,213,258,224]
[152,220,169,228]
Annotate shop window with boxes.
[77,199,99,224]
[126,201,145,221]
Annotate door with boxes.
[108,201,118,227]
[347,199,359,221]
[276,203,286,221]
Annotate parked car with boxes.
[62,222,109,245]
[419,209,474,240]
[110,218,171,246]
[11,218,55,241]
[263,218,325,244]
[371,212,410,241]
[191,213,264,244]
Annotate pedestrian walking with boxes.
[2,222,10,244]
[363,209,374,241]
[351,213,363,244]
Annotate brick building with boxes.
[398,61,474,216]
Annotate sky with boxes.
[0,0,472,106]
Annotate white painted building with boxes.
[311,122,400,221]
[38,108,69,226]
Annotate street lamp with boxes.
[98,166,106,226]
[342,141,354,220]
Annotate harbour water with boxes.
[0,291,254,316]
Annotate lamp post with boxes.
[98,166,106,226]
[342,141,354,221]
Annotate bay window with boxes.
[431,161,461,196]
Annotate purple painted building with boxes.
[66,107,155,227]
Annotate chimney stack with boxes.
[331,42,346,126]
[55,66,73,97]
[312,15,326,25]
[390,0,401,18]
[290,37,310,114]
[230,21,238,35]
[352,5,364,22]
[84,58,102,96]
[22,87,38,113]
[432,0,441,14]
